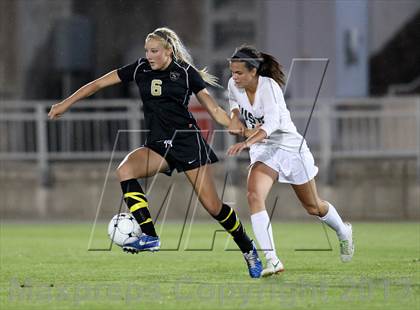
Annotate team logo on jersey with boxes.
[170,71,180,81]
[240,107,264,128]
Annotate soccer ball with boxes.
[107,213,141,246]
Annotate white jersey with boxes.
[228,76,309,153]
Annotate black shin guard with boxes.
[120,179,157,237]
[213,204,253,253]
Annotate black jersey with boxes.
[117,58,207,142]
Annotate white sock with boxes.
[319,202,348,240]
[251,210,278,262]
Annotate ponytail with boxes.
[258,53,285,88]
[147,27,220,87]
[230,45,286,88]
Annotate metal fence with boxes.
[1,97,419,183]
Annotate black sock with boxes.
[120,179,157,237]
[213,204,253,253]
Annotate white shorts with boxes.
[249,144,318,185]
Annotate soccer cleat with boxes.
[122,233,160,253]
[261,258,285,277]
[339,222,354,262]
[243,242,263,278]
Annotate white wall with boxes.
[263,0,336,98]
[335,0,369,97]
[263,0,420,98]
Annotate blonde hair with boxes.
[146,27,220,87]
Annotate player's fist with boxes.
[228,117,245,136]
[48,101,71,119]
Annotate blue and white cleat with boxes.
[123,233,160,254]
[243,242,263,278]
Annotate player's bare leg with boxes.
[117,147,170,180]
[183,164,221,216]
[292,179,354,262]
[184,164,263,278]
[117,147,170,253]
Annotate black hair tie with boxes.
[230,50,261,69]
[154,30,169,41]
[153,30,177,60]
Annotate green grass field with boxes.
[0,222,419,310]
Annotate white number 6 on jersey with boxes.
[151,79,162,96]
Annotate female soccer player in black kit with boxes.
[48,27,263,278]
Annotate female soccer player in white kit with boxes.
[226,46,354,277]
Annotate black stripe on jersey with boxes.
[185,64,190,89]
[193,124,211,163]
[194,125,202,164]
[133,58,147,84]
[173,61,190,107]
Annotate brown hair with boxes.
[230,45,285,88]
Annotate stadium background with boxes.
[0,1,419,310]
[1,0,419,221]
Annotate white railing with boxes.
[289,97,420,182]
[1,97,419,183]
[388,75,420,95]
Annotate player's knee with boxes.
[116,162,133,181]
[247,190,263,206]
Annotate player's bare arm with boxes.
[228,108,260,137]
[227,128,267,156]
[228,108,246,136]
[196,88,231,127]
[48,70,121,120]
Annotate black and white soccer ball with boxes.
[107,213,141,246]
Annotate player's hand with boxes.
[228,117,245,136]
[48,101,71,119]
[243,124,262,138]
[227,141,248,156]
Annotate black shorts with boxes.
[145,130,218,176]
